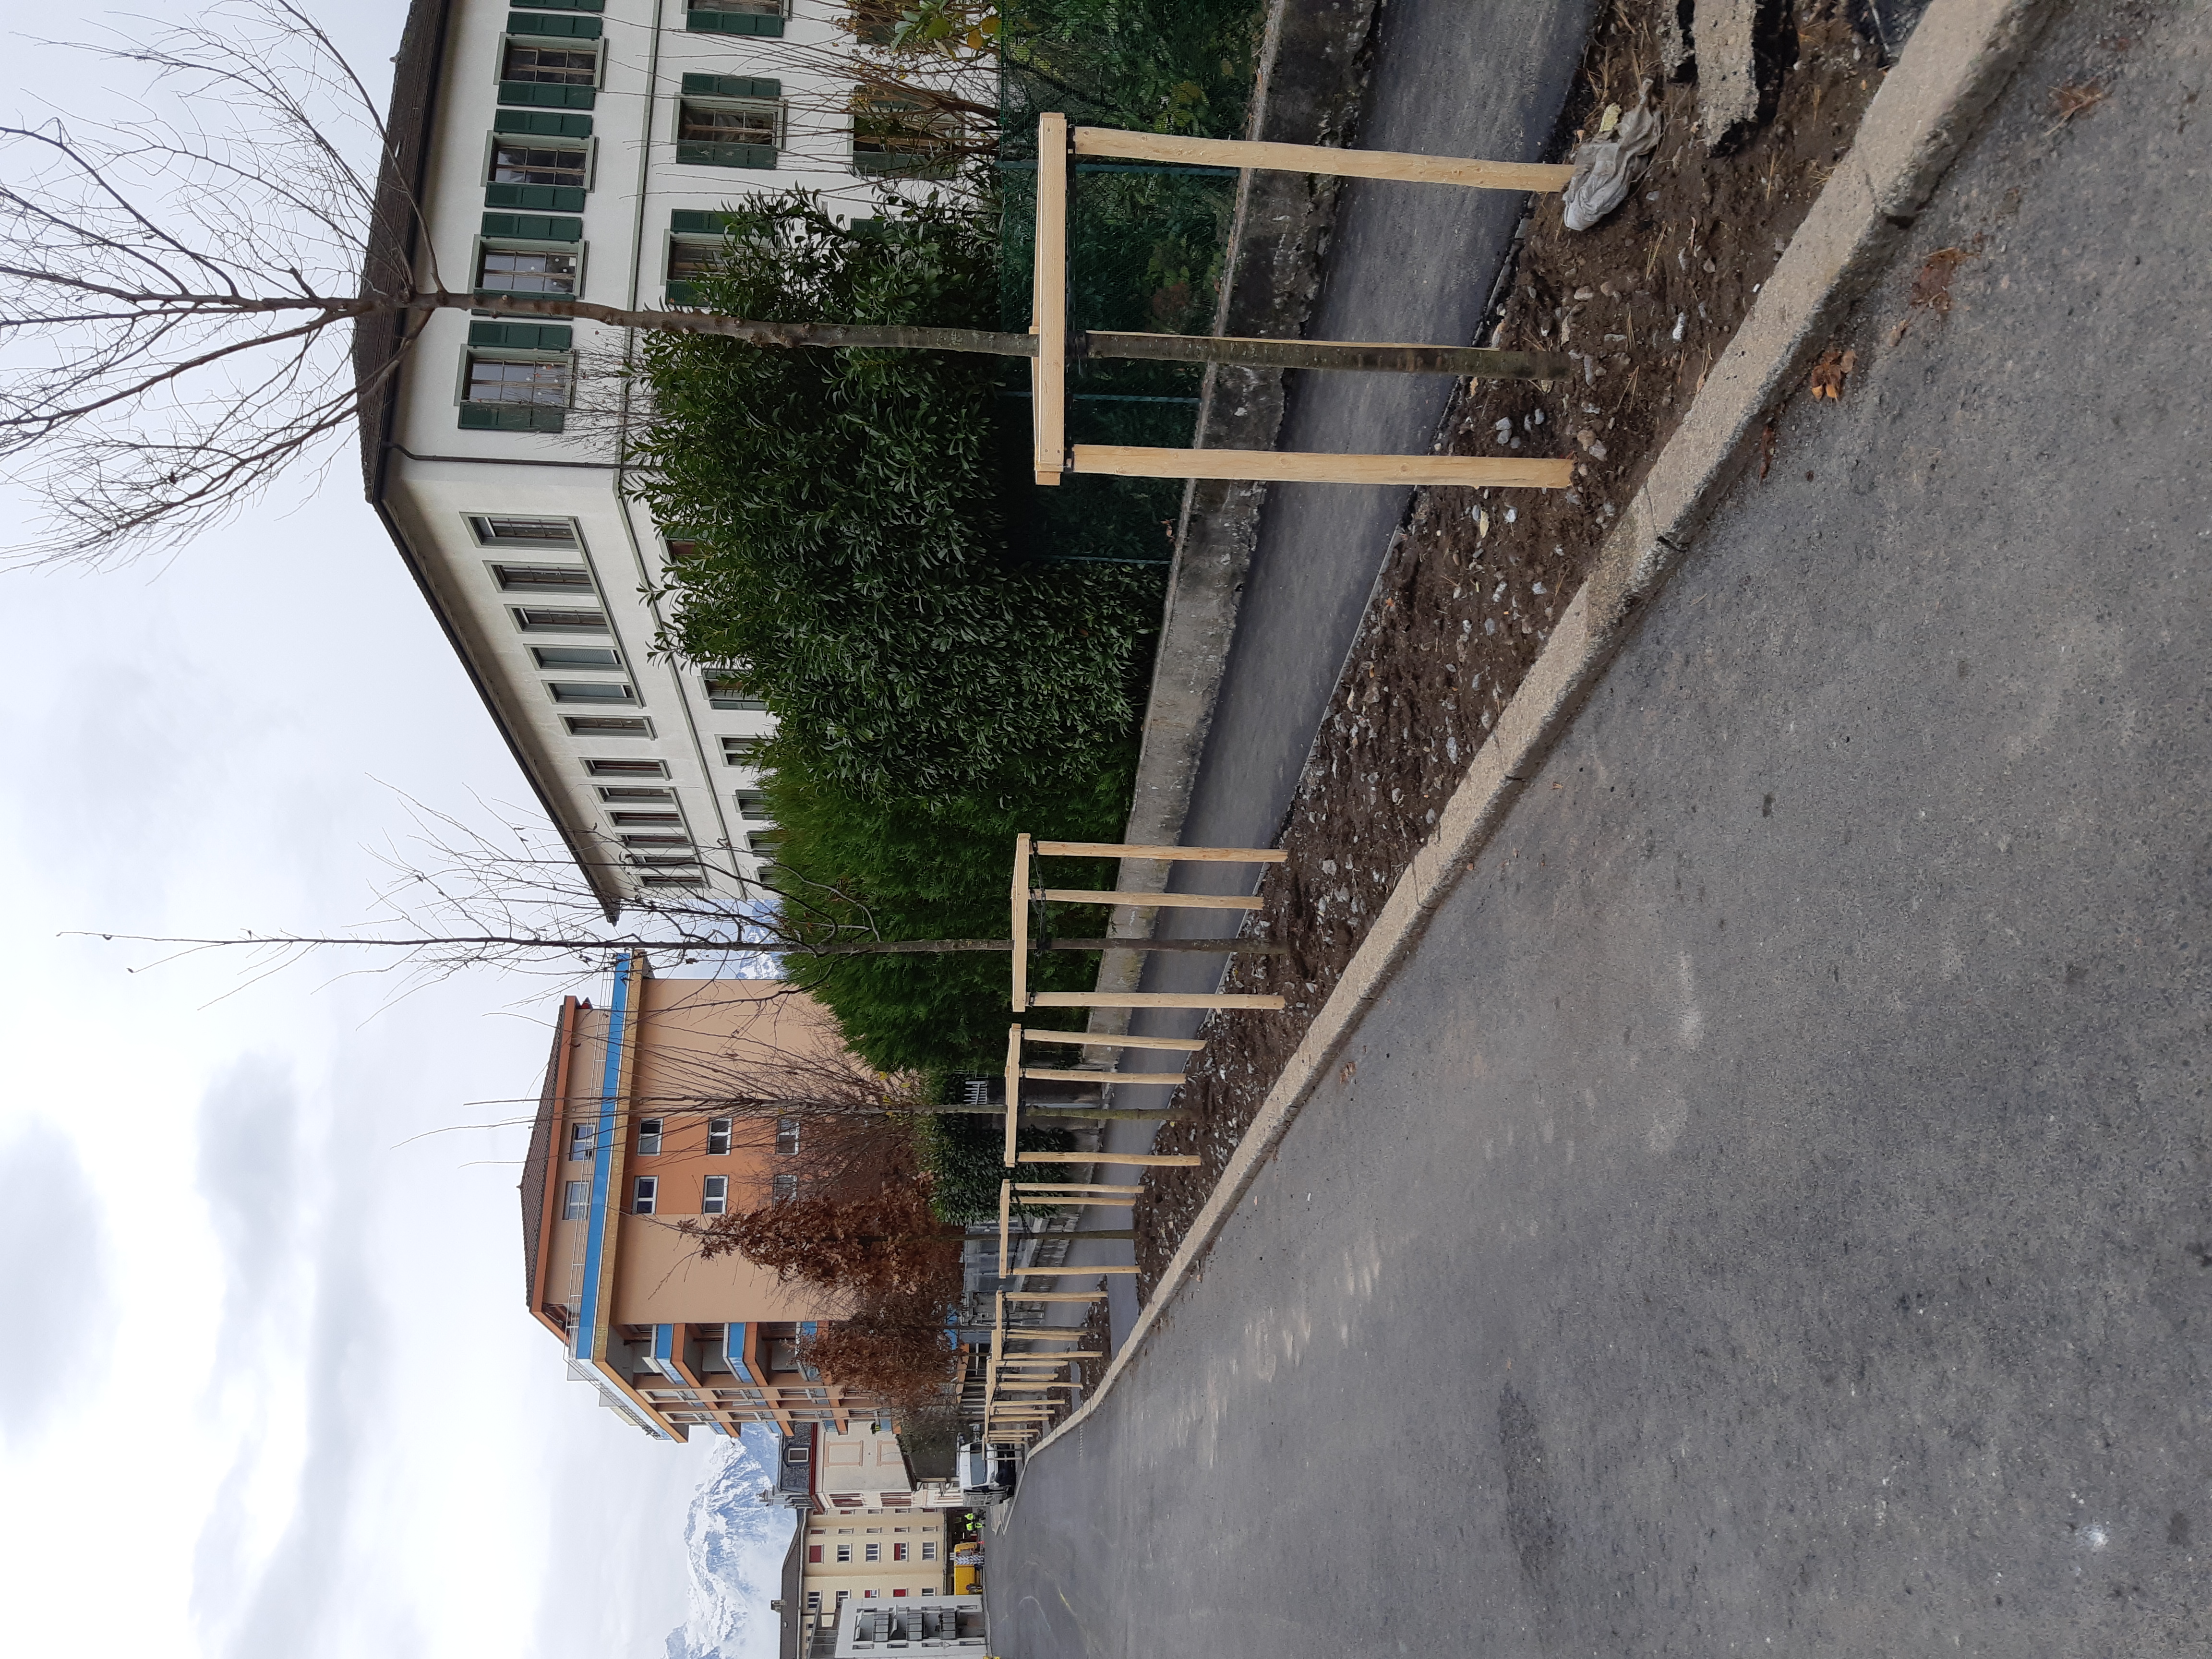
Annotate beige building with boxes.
[521,955,890,1439]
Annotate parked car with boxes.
[956,1439,1016,1499]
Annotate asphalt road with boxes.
[994,5,2212,1652]
[1066,0,1600,1343]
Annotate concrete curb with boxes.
[1023,0,2059,1460]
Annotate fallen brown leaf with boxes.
[2049,78,2109,131]
[1808,347,1858,400]
[1759,421,1777,479]
[1910,246,1973,314]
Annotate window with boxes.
[598,785,672,802]
[806,1592,822,1614]
[707,1118,732,1154]
[862,1590,877,1600]
[566,715,651,736]
[531,645,621,669]
[491,563,590,593]
[747,831,781,856]
[836,1546,853,1563]
[586,758,666,778]
[775,1117,800,1156]
[891,1589,908,1599]
[492,140,588,189]
[469,515,577,546]
[502,41,598,85]
[720,735,763,766]
[851,92,961,179]
[549,681,637,704]
[568,1122,597,1162]
[704,671,768,711]
[630,853,700,867]
[632,1176,658,1214]
[477,245,579,296]
[702,1174,728,1214]
[621,833,689,848]
[734,790,772,821]
[920,1542,937,1562]
[513,606,608,632]
[642,873,705,888]
[891,1543,908,1562]
[808,1546,823,1564]
[688,0,786,36]
[608,810,681,827]
[636,1118,664,1155]
[772,1172,798,1202]
[864,1544,881,1563]
[665,238,722,304]
[465,353,572,409]
[563,1179,588,1218]
[676,94,781,168]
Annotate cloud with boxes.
[0,1120,118,1443]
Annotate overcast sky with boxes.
[0,5,738,1656]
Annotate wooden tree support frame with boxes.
[1031,112,1578,489]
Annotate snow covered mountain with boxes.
[663,1429,796,1659]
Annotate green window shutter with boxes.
[505,13,602,37]
[498,82,597,110]
[510,0,605,11]
[685,10,785,35]
[674,142,778,170]
[461,404,568,434]
[485,183,588,212]
[493,110,594,138]
[679,73,781,99]
[467,321,574,351]
[480,212,584,241]
[667,209,733,235]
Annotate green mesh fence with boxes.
[993,0,1261,563]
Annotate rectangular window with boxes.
[733,790,772,821]
[563,1179,588,1218]
[568,1122,597,1162]
[864,1544,881,1563]
[707,1118,732,1154]
[920,1542,937,1562]
[636,1118,664,1155]
[747,831,781,856]
[476,245,579,296]
[621,833,689,848]
[702,1174,728,1214]
[704,672,768,711]
[632,1175,658,1214]
[851,93,961,180]
[775,1117,800,1156]
[862,1590,877,1600]
[641,873,705,888]
[688,0,786,35]
[608,810,682,827]
[549,680,636,704]
[492,563,590,593]
[891,1543,908,1562]
[665,238,722,304]
[836,1545,852,1563]
[808,1546,823,1564]
[629,852,699,867]
[720,735,762,766]
[598,785,672,802]
[470,515,577,546]
[565,715,651,736]
[891,1589,908,1599]
[585,758,666,778]
[513,606,607,632]
[772,1172,797,1202]
[502,41,599,84]
[531,645,621,669]
[676,98,781,169]
[465,353,572,408]
[492,140,588,189]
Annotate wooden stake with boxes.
[1021,1030,1206,1053]
[1015,1182,1145,1194]
[1022,1068,1186,1086]
[1087,331,1569,379]
[1009,837,1031,1013]
[1069,126,1575,193]
[1015,1264,1139,1276]
[1021,1151,1202,1167]
[1071,445,1576,488]
[1035,887,1261,910]
[1035,841,1285,863]
[1031,992,1286,1011]
[996,1180,1012,1279]
[1001,1024,1022,1166]
[1032,114,1069,483]
[1003,1290,1111,1301]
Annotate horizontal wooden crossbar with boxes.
[1022,1030,1207,1053]
[1070,126,1576,193]
[1015,1182,1145,1194]
[1015,1264,1140,1276]
[1020,1150,1203,1167]
[1023,1067,1187,1085]
[1034,841,1286,862]
[1035,887,1262,910]
[1032,992,1286,1011]
[1071,445,1576,488]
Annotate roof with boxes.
[777,1524,806,1659]
[518,1006,567,1309]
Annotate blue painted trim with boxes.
[573,954,633,1359]
[725,1322,753,1382]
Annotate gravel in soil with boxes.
[1131,0,1890,1297]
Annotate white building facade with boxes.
[360,0,945,907]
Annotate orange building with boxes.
[519,955,885,1441]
